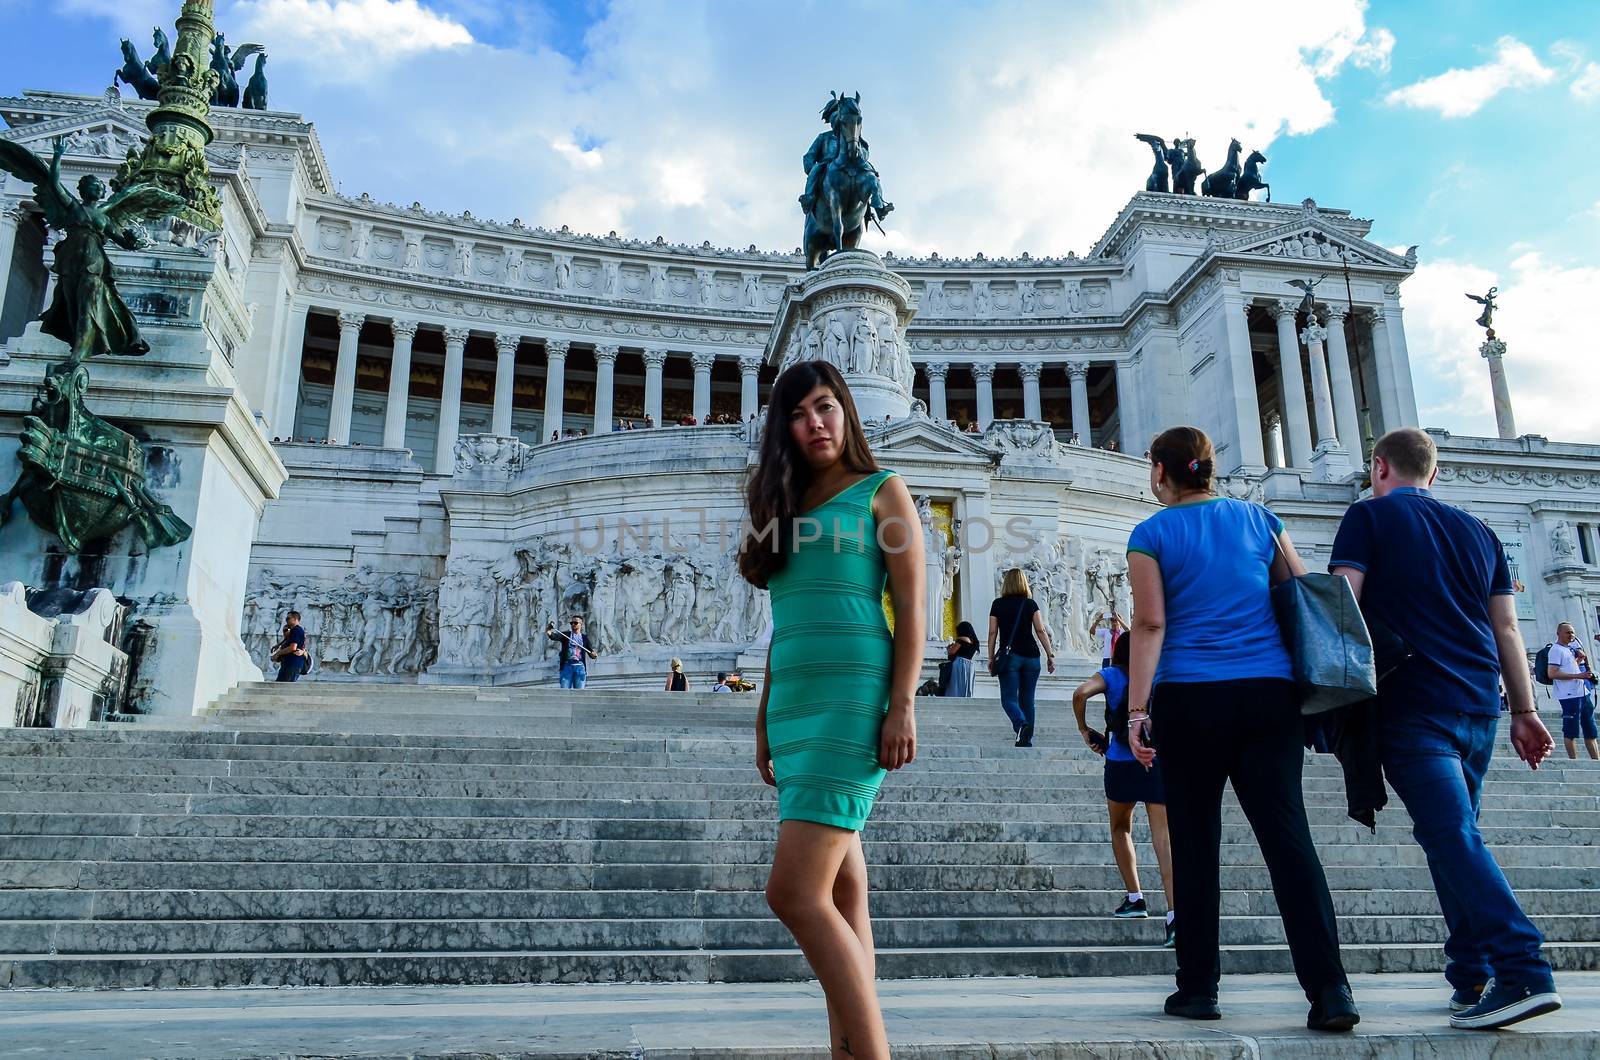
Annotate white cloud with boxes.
[241,0,1396,260]
[1401,254,1600,443]
[232,0,473,61]
[1385,36,1555,118]
[1571,61,1600,101]
[1351,26,1395,72]
[59,0,169,34]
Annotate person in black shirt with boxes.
[664,658,689,692]
[270,611,307,682]
[987,570,1056,745]
[940,620,980,697]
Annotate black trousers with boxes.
[1154,678,1347,1000]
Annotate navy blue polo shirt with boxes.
[1328,487,1512,716]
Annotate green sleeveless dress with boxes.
[765,469,897,831]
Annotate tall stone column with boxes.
[1364,307,1400,433]
[925,360,949,421]
[1066,360,1091,443]
[1385,300,1420,427]
[593,344,619,433]
[1019,361,1043,422]
[0,204,22,334]
[1264,413,1284,469]
[327,310,364,445]
[1322,305,1364,462]
[972,362,996,428]
[642,346,666,425]
[1116,357,1140,451]
[269,302,311,438]
[542,338,569,440]
[434,326,468,472]
[691,351,715,422]
[491,333,519,437]
[1222,298,1266,471]
[738,353,761,420]
[1301,320,1337,447]
[1272,300,1313,467]
[382,318,417,449]
[1480,338,1517,439]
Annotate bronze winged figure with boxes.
[1465,286,1498,332]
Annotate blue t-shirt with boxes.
[1126,497,1291,684]
[1098,666,1134,761]
[1328,487,1511,717]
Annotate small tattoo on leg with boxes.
[839,1035,855,1057]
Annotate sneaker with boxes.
[1163,920,1176,948]
[1164,991,1220,1020]
[1015,723,1034,747]
[1113,896,1148,918]
[1307,983,1360,1032]
[1449,977,1562,1030]
[1449,984,1486,1012]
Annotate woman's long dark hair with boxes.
[738,360,879,588]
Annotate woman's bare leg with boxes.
[1147,802,1175,915]
[1108,800,1141,895]
[824,833,877,1049]
[767,820,888,1058]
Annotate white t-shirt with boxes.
[1549,642,1590,700]
[1097,626,1114,658]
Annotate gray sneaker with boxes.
[1449,977,1562,1030]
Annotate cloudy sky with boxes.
[2,0,1597,442]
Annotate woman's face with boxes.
[788,383,847,470]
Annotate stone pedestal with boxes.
[0,242,287,720]
[765,250,914,422]
[0,583,126,728]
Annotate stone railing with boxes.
[0,583,127,728]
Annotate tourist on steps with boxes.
[1126,426,1357,1031]
[664,658,688,691]
[987,570,1055,746]
[269,611,307,682]
[940,620,980,697]
[738,359,924,1060]
[1071,631,1176,947]
[1546,622,1597,760]
[1330,428,1561,1030]
[545,616,597,688]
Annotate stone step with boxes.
[5,858,1595,894]
[0,885,1588,922]
[4,810,1598,851]
[5,940,1598,990]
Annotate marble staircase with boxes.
[1,683,1596,990]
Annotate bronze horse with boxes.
[114,39,160,100]
[802,95,885,270]
[1173,139,1204,195]
[1235,149,1269,201]
[1202,138,1243,198]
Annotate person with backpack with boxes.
[1544,622,1597,760]
[1071,631,1174,946]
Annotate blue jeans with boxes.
[274,656,303,682]
[559,662,587,689]
[995,653,1041,732]
[1558,694,1597,740]
[1379,710,1552,991]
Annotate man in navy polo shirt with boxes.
[1329,428,1559,1030]
[271,611,307,682]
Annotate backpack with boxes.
[1533,643,1554,686]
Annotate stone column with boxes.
[269,302,311,438]
[0,204,22,333]
[1272,300,1314,467]
[1019,360,1043,422]
[1264,413,1284,469]
[1301,320,1338,447]
[1066,360,1091,443]
[1364,308,1400,433]
[434,326,468,472]
[1385,300,1420,427]
[925,360,949,421]
[1322,305,1364,462]
[382,318,417,449]
[1116,357,1140,451]
[642,346,666,425]
[1222,298,1266,471]
[1480,337,1517,439]
[691,351,715,423]
[492,333,520,437]
[738,353,761,420]
[327,310,365,445]
[542,338,569,440]
[972,362,996,428]
[592,344,619,434]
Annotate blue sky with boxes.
[1,0,1596,442]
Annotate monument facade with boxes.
[3,84,1599,713]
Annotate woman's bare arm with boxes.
[875,475,924,770]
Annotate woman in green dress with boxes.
[739,360,924,1059]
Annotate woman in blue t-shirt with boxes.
[1124,427,1357,1031]
[1071,631,1174,947]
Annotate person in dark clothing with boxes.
[270,611,307,682]
[987,571,1056,746]
[664,658,689,691]
[546,616,597,688]
[1126,426,1356,1031]
[1330,427,1559,1031]
[941,620,980,697]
